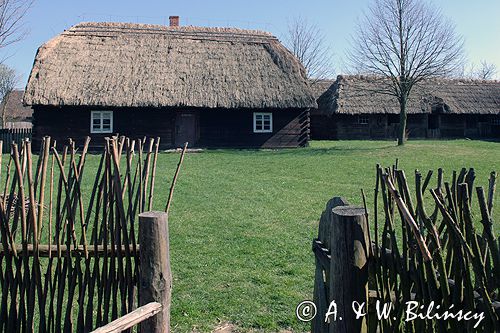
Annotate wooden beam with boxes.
[90,302,162,333]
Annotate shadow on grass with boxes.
[194,144,399,157]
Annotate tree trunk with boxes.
[397,95,408,145]
[1,96,7,129]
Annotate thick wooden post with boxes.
[139,211,171,333]
[329,206,369,333]
[312,197,349,333]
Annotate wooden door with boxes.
[175,111,197,147]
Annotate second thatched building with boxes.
[24,20,316,149]
[311,75,500,140]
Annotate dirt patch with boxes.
[213,323,236,332]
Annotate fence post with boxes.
[312,197,349,333]
[139,211,171,333]
[329,206,369,333]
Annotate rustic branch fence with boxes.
[0,136,187,332]
[312,165,499,332]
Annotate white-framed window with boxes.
[90,111,113,134]
[358,115,369,125]
[253,112,273,133]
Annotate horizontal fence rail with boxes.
[91,302,162,333]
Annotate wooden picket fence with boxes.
[0,136,186,332]
[312,165,499,332]
[0,128,32,153]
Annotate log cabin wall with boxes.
[333,115,370,140]
[312,114,433,140]
[310,115,337,140]
[439,114,466,138]
[32,106,176,150]
[407,114,427,138]
[465,115,487,138]
[311,113,499,140]
[32,106,310,149]
[198,109,309,148]
[440,114,500,139]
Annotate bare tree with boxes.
[349,0,464,145]
[283,16,334,82]
[0,0,33,51]
[0,63,18,127]
[458,60,498,80]
[473,60,497,80]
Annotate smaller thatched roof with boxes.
[309,79,335,100]
[428,79,500,114]
[315,75,500,116]
[24,22,316,110]
[1,90,33,128]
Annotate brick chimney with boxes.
[169,16,179,27]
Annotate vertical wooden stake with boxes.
[139,211,171,333]
[329,206,369,333]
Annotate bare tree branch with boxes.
[0,0,33,53]
[283,16,335,82]
[348,0,464,145]
[472,60,497,80]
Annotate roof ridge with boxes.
[69,21,275,39]
[336,74,500,84]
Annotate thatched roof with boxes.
[309,79,335,100]
[1,90,33,127]
[315,75,500,116]
[24,22,316,110]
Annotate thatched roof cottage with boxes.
[311,75,500,139]
[24,20,316,148]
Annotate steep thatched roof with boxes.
[309,79,335,98]
[308,79,335,116]
[316,75,500,116]
[24,22,316,110]
[1,90,33,127]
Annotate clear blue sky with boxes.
[3,0,500,88]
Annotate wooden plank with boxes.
[91,302,162,333]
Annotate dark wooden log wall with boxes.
[32,106,310,149]
[311,114,426,140]
[32,106,176,150]
[440,114,466,137]
[428,114,498,139]
[311,113,498,140]
[310,115,337,140]
[198,109,309,148]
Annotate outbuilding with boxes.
[311,75,500,140]
[1,90,32,129]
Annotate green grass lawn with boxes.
[8,140,495,332]
[127,139,498,332]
